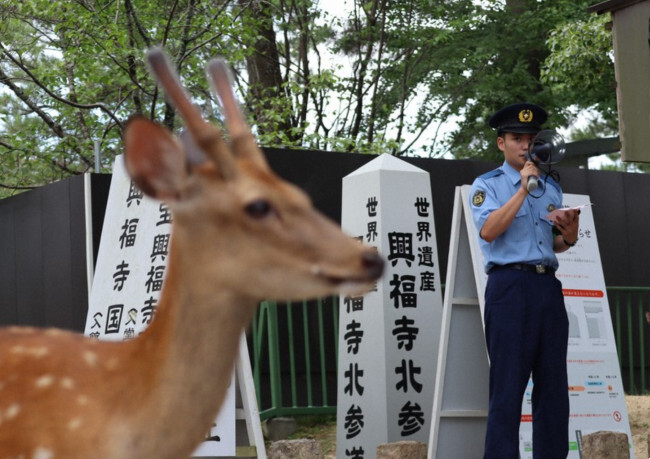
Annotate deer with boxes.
[0,48,384,458]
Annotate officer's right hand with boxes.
[520,161,539,192]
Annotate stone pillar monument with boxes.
[336,154,443,458]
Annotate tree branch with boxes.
[0,44,123,128]
[0,182,36,191]
[0,138,15,150]
[124,0,152,47]
[0,64,66,138]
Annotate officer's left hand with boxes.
[554,209,580,243]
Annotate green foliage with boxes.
[0,0,249,196]
[442,0,604,161]
[542,13,617,123]
[0,0,624,196]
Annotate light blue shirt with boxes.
[469,161,562,273]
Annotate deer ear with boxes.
[123,116,188,201]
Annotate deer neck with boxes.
[126,228,255,454]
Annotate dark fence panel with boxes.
[0,202,17,324]
[4,153,646,326]
[0,174,110,331]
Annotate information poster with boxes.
[518,194,632,458]
[84,155,235,456]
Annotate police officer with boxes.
[469,103,580,459]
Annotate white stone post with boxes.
[336,154,443,458]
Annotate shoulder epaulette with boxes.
[478,168,503,181]
[545,176,561,192]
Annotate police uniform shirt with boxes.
[470,161,562,273]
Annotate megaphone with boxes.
[526,130,566,192]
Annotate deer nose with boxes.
[361,251,385,280]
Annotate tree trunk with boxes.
[505,0,544,89]
[238,0,293,137]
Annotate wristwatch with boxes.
[563,238,577,247]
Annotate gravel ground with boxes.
[287,396,649,457]
[627,395,649,458]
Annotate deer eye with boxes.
[244,199,273,219]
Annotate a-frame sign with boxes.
[428,185,633,458]
[426,186,489,458]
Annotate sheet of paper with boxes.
[546,203,592,223]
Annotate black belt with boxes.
[489,263,555,275]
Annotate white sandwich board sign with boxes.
[337,154,443,458]
[428,185,632,458]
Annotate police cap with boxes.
[488,102,547,134]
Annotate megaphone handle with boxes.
[527,175,538,192]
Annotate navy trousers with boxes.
[483,268,569,459]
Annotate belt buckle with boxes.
[535,264,546,274]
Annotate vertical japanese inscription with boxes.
[94,182,173,341]
[341,196,378,454]
[388,196,437,437]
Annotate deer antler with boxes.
[147,48,237,179]
[207,58,269,169]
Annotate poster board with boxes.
[84,155,265,457]
[525,193,632,458]
[428,185,632,458]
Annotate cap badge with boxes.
[518,109,533,123]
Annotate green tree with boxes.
[542,11,617,132]
[434,0,611,161]
[0,0,621,196]
[0,0,249,195]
